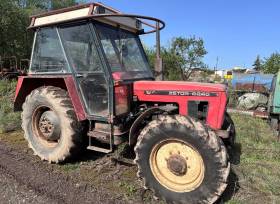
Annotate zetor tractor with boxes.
[14,3,235,204]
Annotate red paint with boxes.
[14,76,24,101]
[112,72,123,80]
[112,71,133,81]
[115,85,128,104]
[14,75,86,121]
[114,85,129,115]
[133,81,227,130]
[64,76,87,120]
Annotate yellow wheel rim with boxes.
[149,139,205,192]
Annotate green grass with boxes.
[0,80,21,133]
[227,114,280,204]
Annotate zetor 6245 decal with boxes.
[14,2,235,204]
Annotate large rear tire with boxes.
[21,86,86,163]
[134,115,230,204]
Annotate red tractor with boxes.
[14,3,235,204]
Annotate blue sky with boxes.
[95,0,280,69]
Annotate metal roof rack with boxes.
[28,2,165,35]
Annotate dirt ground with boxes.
[0,141,111,204]
[0,131,233,204]
[0,113,279,204]
[0,131,240,204]
[0,131,161,204]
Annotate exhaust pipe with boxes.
[155,21,163,81]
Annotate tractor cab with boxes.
[14,3,234,204]
[23,3,163,120]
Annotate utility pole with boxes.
[214,56,219,73]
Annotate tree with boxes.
[262,52,280,74]
[51,0,77,10]
[0,0,31,58]
[171,36,207,80]
[0,0,81,61]
[252,55,262,71]
[144,36,207,81]
[144,46,183,81]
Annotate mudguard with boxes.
[14,75,87,121]
[129,105,177,146]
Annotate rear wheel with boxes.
[21,86,86,163]
[134,115,229,204]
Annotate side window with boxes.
[31,27,67,72]
[59,24,102,73]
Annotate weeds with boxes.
[0,80,21,133]
[118,181,137,197]
[228,113,280,204]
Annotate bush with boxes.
[0,80,21,133]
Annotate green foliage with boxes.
[252,55,263,71]
[118,181,137,197]
[0,80,21,133]
[0,0,31,58]
[144,46,182,80]
[171,36,207,80]
[0,0,80,60]
[262,52,280,74]
[144,36,207,81]
[162,48,183,80]
[51,0,77,10]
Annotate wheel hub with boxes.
[149,139,205,192]
[38,111,60,141]
[166,154,187,176]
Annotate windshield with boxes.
[95,23,153,80]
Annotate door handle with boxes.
[76,74,83,78]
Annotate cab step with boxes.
[87,146,112,153]
[87,123,114,154]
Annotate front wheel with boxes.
[134,115,230,204]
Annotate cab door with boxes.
[59,23,110,118]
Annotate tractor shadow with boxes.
[65,142,136,166]
[63,149,105,164]
[217,142,242,203]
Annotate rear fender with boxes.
[14,75,87,121]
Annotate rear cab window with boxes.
[30,27,68,73]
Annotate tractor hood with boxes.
[133,81,227,96]
[133,81,228,130]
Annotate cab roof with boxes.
[28,2,165,34]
